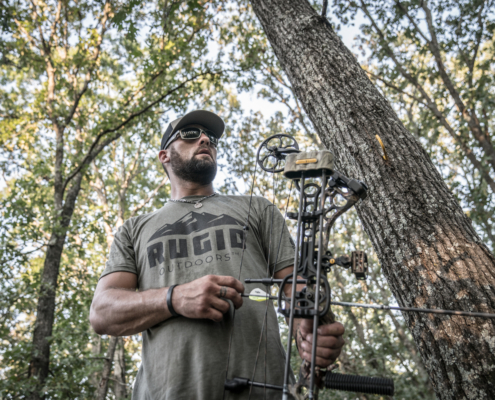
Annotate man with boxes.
[90,110,345,399]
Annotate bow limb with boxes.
[321,188,361,252]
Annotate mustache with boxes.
[195,146,212,156]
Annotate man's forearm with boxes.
[90,287,173,336]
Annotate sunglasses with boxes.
[164,127,219,149]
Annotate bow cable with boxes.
[248,170,277,400]
[248,175,295,400]
[282,173,306,400]
[223,153,259,400]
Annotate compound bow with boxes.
[223,134,495,400]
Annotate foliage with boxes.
[329,0,495,249]
[0,0,235,397]
[1,0,488,399]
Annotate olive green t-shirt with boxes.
[101,195,295,399]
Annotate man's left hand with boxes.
[296,319,345,367]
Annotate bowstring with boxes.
[247,169,276,400]
[248,177,294,400]
[252,172,277,400]
[223,151,259,400]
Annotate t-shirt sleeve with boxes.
[259,200,295,274]
[100,221,138,279]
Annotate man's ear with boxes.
[158,149,170,166]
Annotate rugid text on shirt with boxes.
[89,110,345,399]
[146,210,246,268]
[148,231,243,268]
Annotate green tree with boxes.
[2,0,491,398]
[247,0,495,398]
[330,0,495,248]
[0,0,230,397]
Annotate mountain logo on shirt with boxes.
[146,211,247,268]
[148,211,244,242]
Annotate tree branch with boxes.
[13,19,40,53]
[360,0,495,193]
[262,68,321,147]
[95,336,119,400]
[420,1,495,169]
[321,0,328,18]
[48,1,63,46]
[469,1,486,81]
[122,141,145,197]
[62,70,221,194]
[129,177,168,218]
[64,1,111,127]
[366,70,424,104]
[395,1,429,43]
[122,69,166,108]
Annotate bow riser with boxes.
[277,164,369,400]
[225,135,392,400]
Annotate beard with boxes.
[169,146,217,185]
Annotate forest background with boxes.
[0,0,493,399]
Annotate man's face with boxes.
[166,124,218,185]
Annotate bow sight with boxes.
[225,134,394,400]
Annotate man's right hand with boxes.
[90,272,245,336]
[172,275,244,322]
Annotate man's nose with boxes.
[199,133,211,146]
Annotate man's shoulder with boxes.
[119,206,165,234]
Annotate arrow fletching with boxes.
[248,288,270,302]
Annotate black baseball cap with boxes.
[160,110,225,150]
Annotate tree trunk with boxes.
[28,173,84,400]
[91,335,103,388]
[96,336,119,400]
[249,1,495,399]
[112,337,128,399]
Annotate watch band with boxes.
[167,284,181,317]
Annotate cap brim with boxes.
[161,110,225,150]
[172,110,225,138]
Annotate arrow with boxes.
[242,290,495,319]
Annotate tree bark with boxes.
[249,1,495,399]
[96,336,119,400]
[28,173,84,399]
[112,337,128,399]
